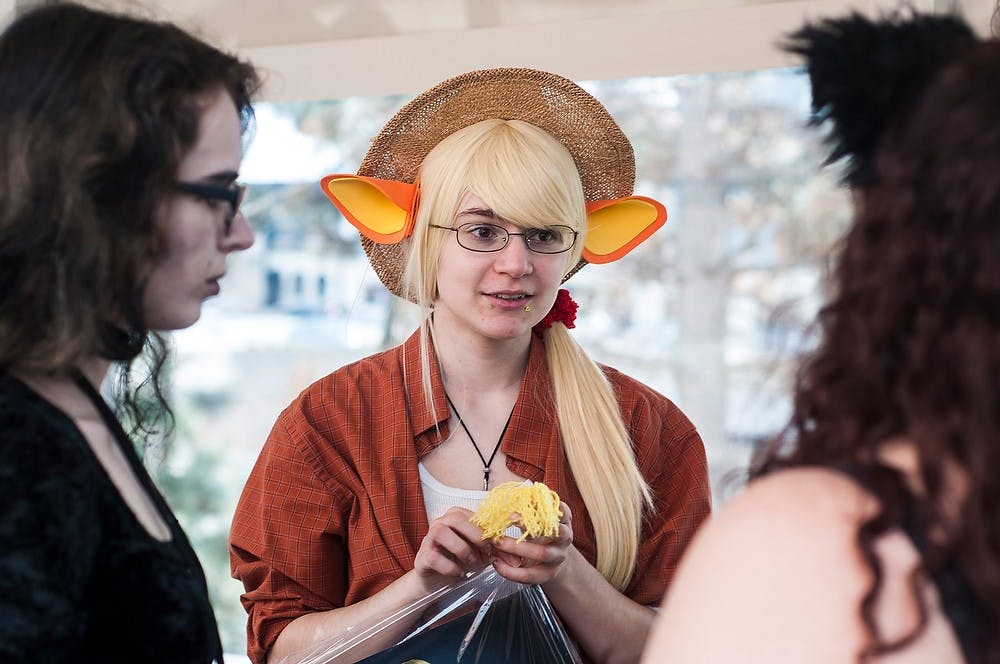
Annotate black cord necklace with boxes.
[445,393,515,491]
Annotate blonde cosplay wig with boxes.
[404,119,652,590]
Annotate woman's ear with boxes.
[582,196,667,263]
[320,174,418,244]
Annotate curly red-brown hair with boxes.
[756,40,1000,662]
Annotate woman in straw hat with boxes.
[230,68,711,663]
[642,11,996,664]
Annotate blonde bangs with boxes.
[463,120,585,234]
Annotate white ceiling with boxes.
[6,0,996,100]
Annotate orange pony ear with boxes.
[320,174,418,245]
[582,196,667,264]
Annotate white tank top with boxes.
[418,462,521,538]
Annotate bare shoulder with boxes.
[642,467,877,663]
[720,466,872,530]
[671,465,876,588]
[688,467,874,559]
[643,466,965,662]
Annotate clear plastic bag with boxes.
[277,566,583,664]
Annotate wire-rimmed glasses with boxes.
[430,222,577,254]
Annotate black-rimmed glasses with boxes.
[176,181,247,236]
[429,222,577,254]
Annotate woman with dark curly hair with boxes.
[642,11,997,664]
[0,2,259,661]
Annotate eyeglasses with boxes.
[429,222,578,254]
[176,181,247,236]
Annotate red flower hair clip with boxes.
[533,288,579,337]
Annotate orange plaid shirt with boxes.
[230,329,710,663]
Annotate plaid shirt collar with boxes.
[403,326,552,474]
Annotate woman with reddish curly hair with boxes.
[643,11,997,664]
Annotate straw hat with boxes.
[354,67,636,298]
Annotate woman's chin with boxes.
[145,306,202,332]
[480,322,533,341]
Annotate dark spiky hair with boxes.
[785,11,976,187]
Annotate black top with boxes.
[0,372,223,662]
[837,463,982,662]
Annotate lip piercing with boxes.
[524,305,531,312]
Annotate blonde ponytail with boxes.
[544,324,652,590]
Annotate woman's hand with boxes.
[490,501,574,585]
[411,506,492,591]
